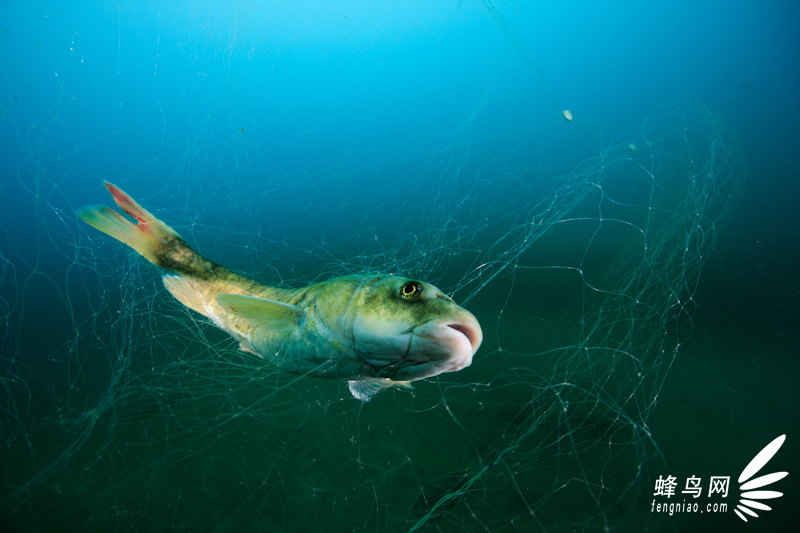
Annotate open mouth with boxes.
[366,313,483,382]
[446,321,482,354]
[411,314,483,360]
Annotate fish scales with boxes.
[78,182,482,400]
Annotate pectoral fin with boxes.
[347,378,413,402]
[216,293,305,334]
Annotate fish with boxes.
[77,182,483,401]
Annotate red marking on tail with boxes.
[104,181,150,231]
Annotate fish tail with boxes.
[78,182,255,287]
[78,182,265,327]
[77,181,185,268]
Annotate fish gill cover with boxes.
[0,1,797,532]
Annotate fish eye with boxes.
[399,281,422,300]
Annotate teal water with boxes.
[1,2,797,531]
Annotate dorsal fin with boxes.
[216,293,305,333]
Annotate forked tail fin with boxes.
[78,182,266,326]
[77,181,182,267]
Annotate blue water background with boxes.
[1,1,798,531]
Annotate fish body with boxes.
[77,182,482,400]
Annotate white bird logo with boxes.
[734,434,788,522]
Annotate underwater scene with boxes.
[1,1,797,531]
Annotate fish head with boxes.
[350,276,482,382]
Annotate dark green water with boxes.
[2,3,798,532]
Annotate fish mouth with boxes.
[445,320,482,354]
[387,313,483,381]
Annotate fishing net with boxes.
[0,4,743,531]
[1,101,741,531]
